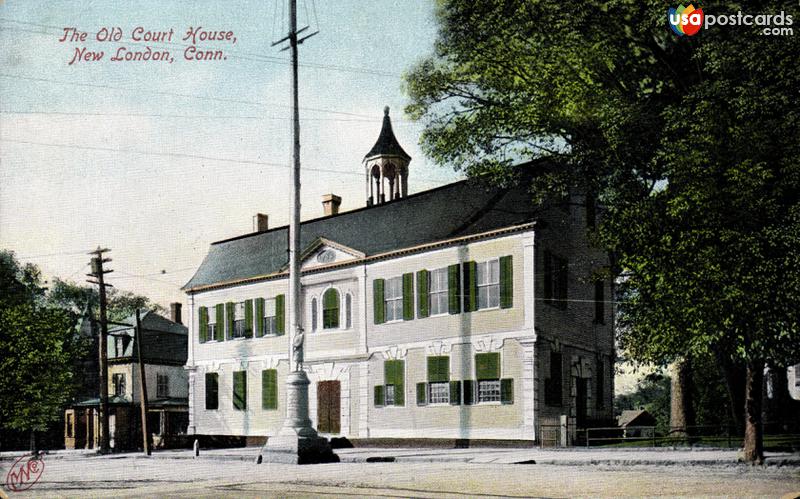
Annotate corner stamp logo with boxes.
[4,454,45,493]
[669,4,704,36]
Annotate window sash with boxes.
[262,316,277,335]
[477,260,500,309]
[157,374,168,397]
[478,379,501,403]
[428,382,450,404]
[429,268,448,315]
[385,277,403,321]
[208,323,217,340]
[232,320,246,338]
[384,385,395,406]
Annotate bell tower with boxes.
[364,106,411,206]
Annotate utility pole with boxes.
[135,310,151,456]
[88,247,112,454]
[260,0,335,464]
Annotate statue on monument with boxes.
[291,326,305,371]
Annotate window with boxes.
[322,288,340,329]
[545,351,563,406]
[311,298,318,331]
[427,356,450,404]
[232,302,246,339]
[262,369,278,410]
[207,311,217,341]
[114,336,128,357]
[477,260,500,309]
[384,277,403,321]
[594,280,605,324]
[544,251,568,309]
[429,267,448,315]
[205,373,219,410]
[262,299,278,335]
[345,293,352,329]
[112,373,126,397]
[475,352,501,403]
[233,370,247,410]
[381,359,404,406]
[156,373,168,398]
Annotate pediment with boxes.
[298,238,365,270]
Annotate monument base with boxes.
[259,434,339,464]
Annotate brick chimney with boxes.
[170,302,182,324]
[322,194,341,216]
[255,213,269,232]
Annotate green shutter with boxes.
[463,380,475,405]
[275,294,285,335]
[226,302,235,340]
[215,304,225,341]
[402,273,414,320]
[501,378,514,404]
[233,370,247,410]
[254,298,265,337]
[447,264,461,314]
[427,356,450,383]
[262,369,277,410]
[449,380,461,405]
[205,373,218,410]
[244,299,254,338]
[374,385,385,407]
[417,270,429,318]
[463,261,477,312]
[476,352,501,380]
[199,306,208,343]
[416,382,428,406]
[373,279,385,324]
[500,255,513,309]
[384,360,405,406]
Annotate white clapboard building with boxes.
[182,108,614,444]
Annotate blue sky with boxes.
[0,1,459,307]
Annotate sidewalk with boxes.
[13,446,796,467]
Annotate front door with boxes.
[575,378,588,428]
[316,381,341,434]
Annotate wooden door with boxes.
[316,381,341,434]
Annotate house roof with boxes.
[108,310,187,336]
[363,107,411,161]
[618,409,656,427]
[184,178,542,292]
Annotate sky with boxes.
[0,1,460,309]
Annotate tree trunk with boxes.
[670,358,695,436]
[29,430,38,455]
[742,360,764,464]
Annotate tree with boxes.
[47,278,165,322]
[0,251,87,452]
[405,0,800,463]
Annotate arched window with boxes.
[345,293,352,329]
[322,288,340,329]
[311,298,318,332]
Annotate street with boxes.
[3,450,799,498]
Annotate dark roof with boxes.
[618,409,657,427]
[108,310,187,336]
[185,178,541,291]
[107,311,188,364]
[364,107,411,161]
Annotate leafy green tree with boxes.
[48,278,165,322]
[405,0,800,463]
[0,251,87,452]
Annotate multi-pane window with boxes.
[232,302,246,339]
[207,314,217,341]
[544,251,568,309]
[323,288,340,329]
[156,373,169,398]
[429,267,448,315]
[112,373,126,397]
[205,372,219,410]
[427,356,450,404]
[384,277,403,321]
[263,299,277,335]
[477,259,500,309]
[384,384,395,406]
[478,379,501,402]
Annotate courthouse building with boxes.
[182,108,614,444]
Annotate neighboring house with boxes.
[182,108,614,445]
[64,306,189,450]
[618,409,656,438]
